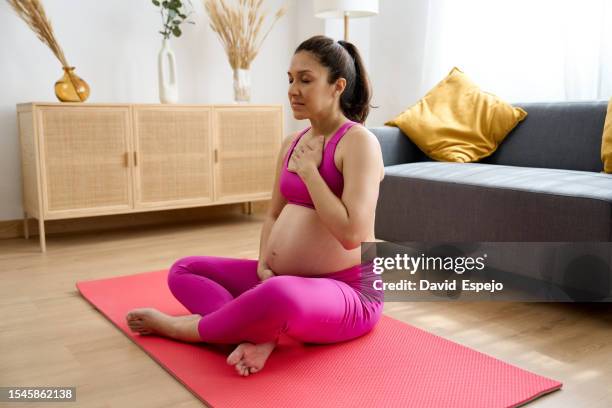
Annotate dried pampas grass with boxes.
[7,0,69,67]
[204,0,287,69]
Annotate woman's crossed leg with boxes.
[126,256,382,376]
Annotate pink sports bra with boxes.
[279,121,358,209]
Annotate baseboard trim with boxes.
[0,201,269,240]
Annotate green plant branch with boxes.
[152,0,194,39]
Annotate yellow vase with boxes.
[54,66,90,102]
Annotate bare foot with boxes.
[226,340,277,377]
[126,308,202,342]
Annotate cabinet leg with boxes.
[241,202,252,215]
[23,211,29,239]
[38,218,46,253]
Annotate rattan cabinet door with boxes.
[133,106,214,208]
[38,107,133,217]
[213,107,282,202]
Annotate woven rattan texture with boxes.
[18,111,39,216]
[41,108,131,211]
[135,107,213,203]
[215,108,282,198]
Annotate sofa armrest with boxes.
[369,126,427,166]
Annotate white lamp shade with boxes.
[314,0,379,18]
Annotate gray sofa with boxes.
[371,101,612,242]
[370,101,612,300]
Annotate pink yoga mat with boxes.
[77,269,562,408]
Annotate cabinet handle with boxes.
[124,152,129,167]
[214,149,218,163]
[133,151,138,166]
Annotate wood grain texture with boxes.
[0,217,610,407]
[0,201,268,239]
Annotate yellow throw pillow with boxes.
[601,97,612,173]
[385,67,528,162]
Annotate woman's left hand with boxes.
[290,135,324,178]
[258,268,276,282]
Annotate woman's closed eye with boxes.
[288,78,311,84]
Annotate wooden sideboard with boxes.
[17,102,283,252]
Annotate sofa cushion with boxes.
[375,162,612,242]
[385,67,527,163]
[374,101,609,173]
[481,101,607,172]
[370,126,429,166]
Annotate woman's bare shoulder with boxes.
[284,130,301,144]
[341,124,385,181]
[342,124,381,151]
[280,130,300,154]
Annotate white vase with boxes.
[233,68,251,103]
[158,38,178,104]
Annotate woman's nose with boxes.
[288,82,299,96]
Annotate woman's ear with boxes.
[335,78,347,97]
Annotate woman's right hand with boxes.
[257,261,276,282]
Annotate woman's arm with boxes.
[257,133,296,271]
[298,127,384,250]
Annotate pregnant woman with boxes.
[126,35,385,377]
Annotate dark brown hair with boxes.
[294,35,373,124]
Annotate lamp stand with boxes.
[343,12,349,41]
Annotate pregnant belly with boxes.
[264,204,362,276]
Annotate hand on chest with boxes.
[287,132,342,174]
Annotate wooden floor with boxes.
[1,213,611,407]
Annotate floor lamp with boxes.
[314,0,379,42]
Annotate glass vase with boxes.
[233,68,251,103]
[54,66,90,102]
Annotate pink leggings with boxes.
[167,256,384,345]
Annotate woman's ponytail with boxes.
[337,40,372,124]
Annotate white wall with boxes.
[0,0,306,221]
[368,0,429,127]
[0,0,429,221]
